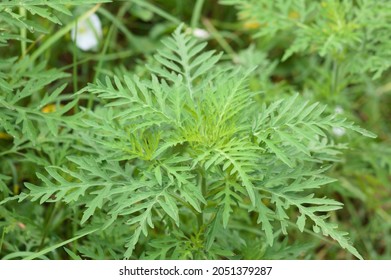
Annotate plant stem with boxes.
[0,226,7,254]
[131,0,180,25]
[24,226,100,260]
[98,7,140,52]
[72,20,79,113]
[191,0,205,29]
[92,25,114,83]
[19,6,26,58]
[196,168,207,229]
[38,202,57,251]
[88,25,114,109]
[202,18,237,61]
[72,206,79,254]
[72,20,78,93]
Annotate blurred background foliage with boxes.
[1,0,390,259]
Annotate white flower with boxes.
[332,127,346,137]
[71,13,102,51]
[192,28,210,39]
[335,105,344,115]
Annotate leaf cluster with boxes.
[221,0,391,78]
[18,25,375,259]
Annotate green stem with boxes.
[93,25,114,83]
[202,18,237,60]
[7,160,18,194]
[197,212,203,230]
[172,193,199,217]
[0,226,8,254]
[72,20,79,113]
[72,206,79,254]
[197,168,207,229]
[98,8,140,52]
[191,0,205,29]
[88,25,114,109]
[38,202,57,250]
[24,226,100,260]
[59,50,134,72]
[72,20,78,93]
[131,0,181,25]
[19,6,27,57]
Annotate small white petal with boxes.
[332,127,346,137]
[335,105,344,115]
[71,13,102,51]
[192,28,210,39]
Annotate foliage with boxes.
[222,0,391,78]
[1,0,390,260]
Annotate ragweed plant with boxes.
[0,0,110,259]
[221,0,391,79]
[10,25,375,259]
[2,0,386,260]
[221,0,391,259]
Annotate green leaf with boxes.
[205,208,223,250]
[296,213,306,232]
[154,166,163,186]
[158,192,179,225]
[81,185,111,224]
[254,196,275,246]
[258,135,294,168]
[149,24,222,98]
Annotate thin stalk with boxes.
[131,0,180,25]
[191,0,205,29]
[59,49,134,72]
[0,227,7,254]
[72,20,79,113]
[172,193,199,218]
[38,202,58,251]
[197,168,207,230]
[110,1,132,50]
[19,34,44,60]
[98,8,140,52]
[72,20,78,93]
[24,226,100,260]
[72,206,79,254]
[7,160,18,195]
[202,18,237,61]
[88,25,114,109]
[197,212,203,230]
[19,6,27,57]
[92,25,114,83]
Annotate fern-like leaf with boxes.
[149,24,222,99]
